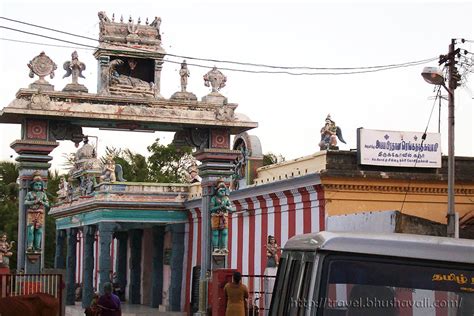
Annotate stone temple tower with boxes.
[94,12,166,99]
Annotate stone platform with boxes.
[66,302,186,316]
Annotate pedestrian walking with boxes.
[224,271,249,316]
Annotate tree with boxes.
[263,153,285,166]
[147,138,194,183]
[44,170,61,269]
[0,161,18,269]
[104,147,149,182]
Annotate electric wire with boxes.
[1,16,438,71]
[0,26,438,76]
[399,86,441,213]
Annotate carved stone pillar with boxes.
[115,231,128,299]
[11,118,59,273]
[54,229,66,269]
[82,225,96,308]
[66,228,78,305]
[154,60,164,99]
[169,223,185,311]
[97,55,110,95]
[129,229,143,304]
[194,128,240,314]
[151,226,165,308]
[98,222,115,293]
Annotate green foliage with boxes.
[147,139,194,183]
[0,161,18,269]
[44,170,61,269]
[106,147,149,182]
[102,139,195,184]
[263,153,285,166]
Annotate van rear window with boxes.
[320,257,474,316]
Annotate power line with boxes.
[0,27,438,76]
[0,37,94,51]
[399,86,441,213]
[1,16,438,71]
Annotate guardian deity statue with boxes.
[0,233,15,268]
[210,180,234,255]
[24,171,49,252]
[319,114,346,150]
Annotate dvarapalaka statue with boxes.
[319,114,346,150]
[24,171,49,252]
[0,233,15,268]
[265,235,280,268]
[210,180,234,255]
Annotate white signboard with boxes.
[358,128,441,168]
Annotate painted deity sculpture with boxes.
[210,181,234,255]
[57,176,68,200]
[0,233,15,268]
[100,157,116,183]
[24,172,49,252]
[266,235,279,268]
[319,114,346,150]
[63,51,86,84]
[179,60,190,92]
[203,67,227,93]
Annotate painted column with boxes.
[129,229,143,304]
[151,226,165,308]
[169,223,185,311]
[98,222,115,294]
[115,231,128,299]
[82,225,96,308]
[54,229,66,269]
[154,60,165,99]
[194,128,240,314]
[11,119,59,273]
[66,228,78,305]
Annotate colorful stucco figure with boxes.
[24,171,49,252]
[319,114,346,150]
[203,66,227,93]
[63,51,86,84]
[0,233,15,268]
[100,156,116,183]
[266,235,279,268]
[179,60,190,92]
[210,180,234,255]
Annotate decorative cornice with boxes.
[323,183,474,195]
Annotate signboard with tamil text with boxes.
[357,128,441,168]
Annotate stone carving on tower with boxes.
[202,67,228,105]
[0,233,15,269]
[171,60,197,101]
[210,180,234,255]
[319,114,346,150]
[62,51,88,92]
[95,11,166,99]
[64,137,102,201]
[27,52,57,91]
[24,171,48,253]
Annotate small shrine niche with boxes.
[110,57,155,83]
[94,12,166,99]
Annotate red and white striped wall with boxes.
[184,183,326,310]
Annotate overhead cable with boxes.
[1,16,439,71]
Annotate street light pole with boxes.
[421,39,461,238]
[446,39,456,238]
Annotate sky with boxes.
[0,0,473,172]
